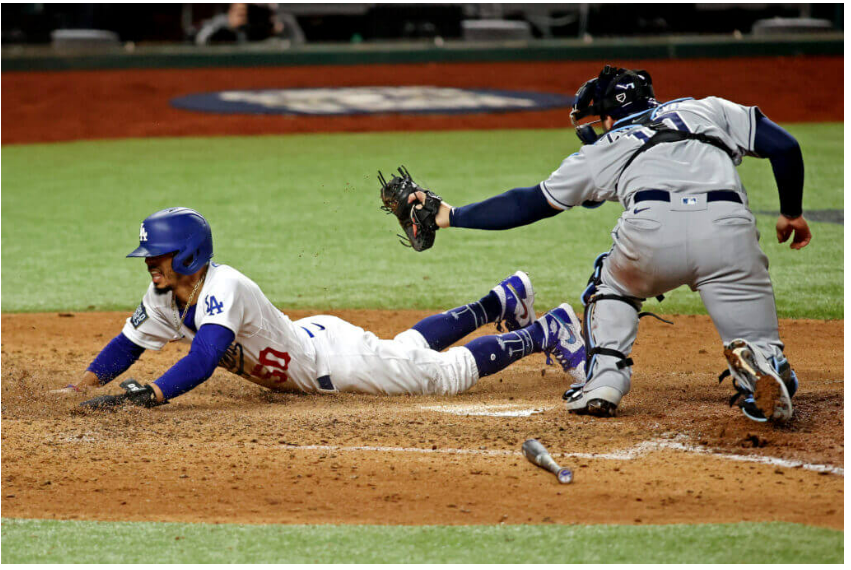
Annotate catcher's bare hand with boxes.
[408,191,452,228]
[776,214,812,250]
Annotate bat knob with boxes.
[557,467,574,484]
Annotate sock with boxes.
[412,291,503,352]
[465,321,546,378]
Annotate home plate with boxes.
[420,403,547,417]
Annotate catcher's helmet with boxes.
[571,65,657,144]
[127,207,213,275]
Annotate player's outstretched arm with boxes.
[78,324,234,410]
[410,185,561,231]
[51,333,146,395]
[148,324,235,403]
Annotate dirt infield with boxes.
[1,311,843,528]
[2,55,843,144]
[1,55,844,530]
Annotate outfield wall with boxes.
[2,33,843,72]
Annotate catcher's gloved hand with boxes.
[379,166,442,252]
[79,379,163,411]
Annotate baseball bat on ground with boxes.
[522,439,574,484]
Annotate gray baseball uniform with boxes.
[539,97,784,405]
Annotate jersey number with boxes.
[251,347,291,384]
[629,111,689,143]
[655,111,689,132]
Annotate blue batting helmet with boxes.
[127,207,213,275]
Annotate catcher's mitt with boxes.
[379,166,442,252]
[79,379,163,411]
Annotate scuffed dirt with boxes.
[1,311,843,528]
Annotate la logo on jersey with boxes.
[205,295,224,316]
[139,223,148,242]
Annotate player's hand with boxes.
[408,191,452,228]
[49,384,84,395]
[776,214,812,250]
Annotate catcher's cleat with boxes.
[539,303,586,383]
[492,271,536,332]
[564,388,620,418]
[723,339,793,423]
[773,356,799,398]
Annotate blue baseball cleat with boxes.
[539,303,586,383]
[492,271,536,332]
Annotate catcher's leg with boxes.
[691,202,796,422]
[563,280,641,417]
[562,246,679,417]
[396,271,536,352]
[697,259,796,423]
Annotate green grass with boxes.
[1,124,843,318]
[1,518,842,563]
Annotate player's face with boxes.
[602,116,616,132]
[145,253,177,293]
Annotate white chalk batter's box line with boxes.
[282,440,843,477]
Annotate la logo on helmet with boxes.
[139,223,148,242]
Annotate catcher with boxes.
[54,207,586,409]
[381,65,811,424]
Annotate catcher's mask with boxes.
[570,65,657,145]
[127,207,213,275]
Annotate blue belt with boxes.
[302,323,336,391]
[317,375,335,391]
[633,190,742,204]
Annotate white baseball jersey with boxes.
[121,263,477,396]
[540,97,760,209]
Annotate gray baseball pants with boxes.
[583,194,786,403]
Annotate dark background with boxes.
[1,3,844,45]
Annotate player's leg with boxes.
[565,208,687,417]
[394,271,536,352]
[335,302,584,396]
[563,277,641,417]
[462,303,585,382]
[694,207,796,422]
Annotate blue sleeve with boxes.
[152,324,235,401]
[87,333,146,385]
[752,112,804,218]
[449,185,561,230]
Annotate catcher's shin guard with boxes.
[564,252,671,416]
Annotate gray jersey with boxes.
[540,97,760,209]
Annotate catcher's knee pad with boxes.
[580,252,637,380]
[579,251,671,381]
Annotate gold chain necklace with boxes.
[171,272,206,332]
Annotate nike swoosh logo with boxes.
[518,299,529,321]
[507,284,528,321]
[634,207,650,214]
